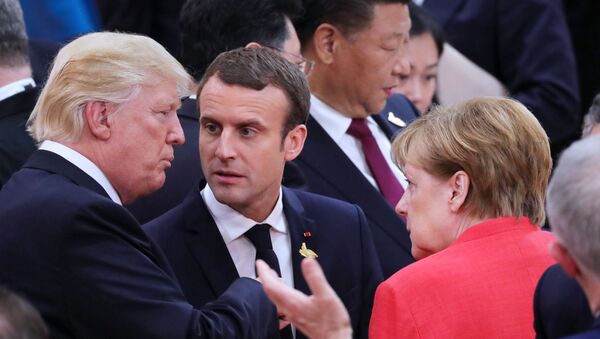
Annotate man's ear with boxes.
[245,42,261,49]
[448,171,470,212]
[311,23,341,65]
[283,124,307,161]
[84,101,112,140]
[550,241,581,278]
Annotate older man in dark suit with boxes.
[541,136,600,338]
[145,47,383,339]
[291,0,417,278]
[0,0,37,188]
[0,32,278,338]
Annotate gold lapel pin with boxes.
[387,112,407,128]
[299,242,318,259]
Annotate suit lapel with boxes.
[182,182,239,296]
[298,117,412,252]
[282,188,316,296]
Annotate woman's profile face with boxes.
[395,161,457,260]
[393,32,440,114]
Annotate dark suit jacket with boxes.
[0,87,38,188]
[534,264,594,338]
[144,182,384,339]
[292,94,419,278]
[423,0,581,158]
[563,318,600,339]
[0,150,278,338]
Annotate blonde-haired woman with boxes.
[370,97,555,338]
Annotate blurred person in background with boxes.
[422,0,580,160]
[392,3,444,114]
[534,92,600,339]
[0,0,37,188]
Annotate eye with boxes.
[240,127,257,137]
[203,122,220,134]
[425,74,438,82]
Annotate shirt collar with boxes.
[201,185,287,244]
[310,94,379,141]
[39,140,122,205]
[0,78,35,102]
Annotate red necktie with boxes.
[347,118,404,206]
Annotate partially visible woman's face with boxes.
[395,161,456,260]
[392,32,439,114]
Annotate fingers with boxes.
[301,258,334,297]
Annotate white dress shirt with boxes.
[0,78,35,102]
[200,185,294,288]
[309,94,408,190]
[39,140,122,205]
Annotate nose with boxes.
[167,115,185,145]
[214,131,236,160]
[393,53,411,77]
[395,192,408,218]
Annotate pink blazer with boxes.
[370,217,554,339]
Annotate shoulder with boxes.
[284,188,364,219]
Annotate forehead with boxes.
[131,79,181,109]
[199,76,289,121]
[355,3,410,41]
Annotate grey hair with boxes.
[0,0,29,67]
[547,135,600,278]
[582,93,600,137]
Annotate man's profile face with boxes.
[104,78,185,204]
[330,3,411,117]
[198,76,298,220]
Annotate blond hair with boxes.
[393,97,552,225]
[28,32,194,143]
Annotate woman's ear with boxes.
[84,101,113,140]
[448,170,470,212]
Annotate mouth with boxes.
[212,169,244,184]
[383,87,395,97]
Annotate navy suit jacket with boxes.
[534,264,594,338]
[563,318,600,339]
[0,150,278,338]
[0,88,38,188]
[423,0,580,158]
[144,182,384,339]
[292,94,419,278]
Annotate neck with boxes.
[0,65,32,87]
[305,51,369,119]
[453,214,487,240]
[576,269,600,316]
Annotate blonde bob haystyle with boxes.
[28,32,194,143]
[393,97,552,226]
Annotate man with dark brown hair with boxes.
[145,47,383,339]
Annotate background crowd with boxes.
[0,0,599,338]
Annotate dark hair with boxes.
[198,47,310,140]
[180,0,303,80]
[0,286,48,339]
[0,0,30,67]
[294,0,409,49]
[582,93,600,137]
[408,3,445,56]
